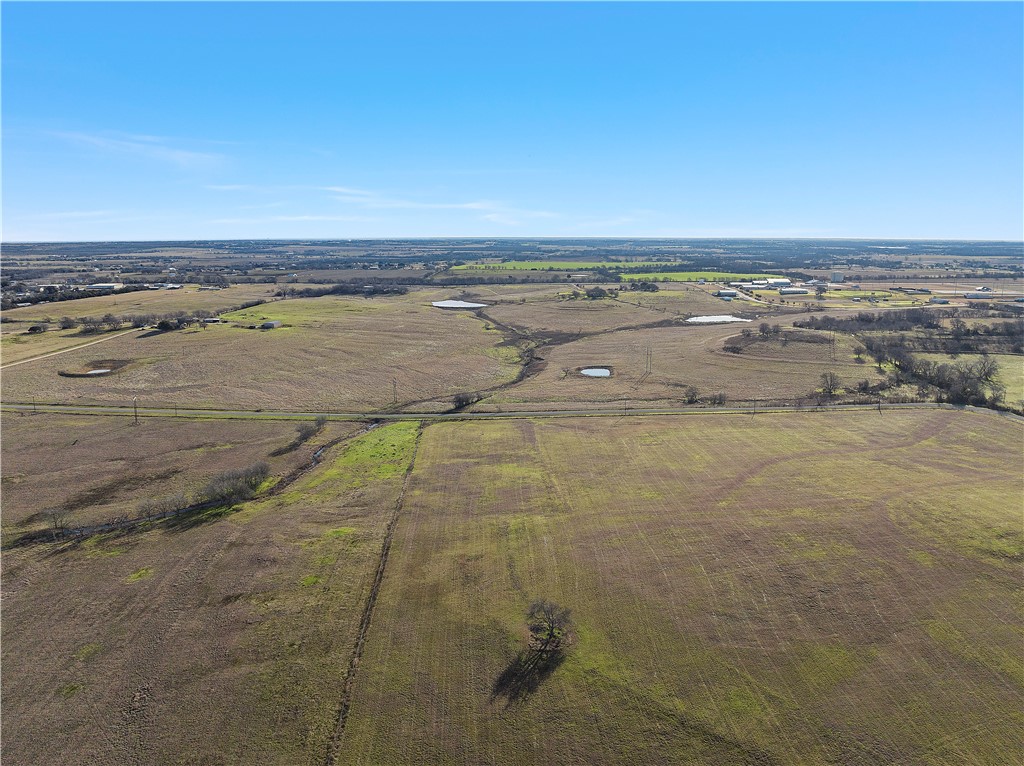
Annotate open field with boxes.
[341,411,1023,765]
[487,322,881,407]
[1,325,142,366]
[1,421,420,766]
[0,413,357,531]
[1,283,281,322]
[1,292,522,412]
[477,289,749,337]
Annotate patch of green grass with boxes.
[126,567,153,582]
[304,421,419,493]
[299,575,321,587]
[324,527,356,539]
[82,534,127,558]
[60,683,84,698]
[793,643,864,693]
[74,643,102,661]
[908,549,937,567]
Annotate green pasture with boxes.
[341,411,1023,765]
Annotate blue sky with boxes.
[3,1,1022,241]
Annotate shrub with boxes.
[198,463,270,505]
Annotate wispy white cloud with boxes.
[202,182,558,226]
[54,131,226,169]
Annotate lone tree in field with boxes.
[820,371,841,396]
[43,507,72,539]
[527,600,572,651]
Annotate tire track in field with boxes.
[323,423,424,766]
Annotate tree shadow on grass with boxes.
[160,504,237,533]
[491,648,566,707]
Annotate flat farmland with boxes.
[2,325,141,366]
[487,323,881,407]
[1,283,281,322]
[0,413,356,531]
[480,290,748,337]
[1,422,420,766]
[341,411,1023,765]
[1,292,521,411]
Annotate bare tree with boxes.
[820,371,841,396]
[527,600,572,651]
[43,507,72,538]
[975,355,1000,383]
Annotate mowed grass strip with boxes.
[341,411,1022,765]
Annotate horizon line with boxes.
[5,236,1024,245]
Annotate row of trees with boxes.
[862,336,1006,406]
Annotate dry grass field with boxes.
[478,288,751,337]
[1,421,420,766]
[341,411,1023,765]
[1,325,140,366]
[486,322,881,407]
[1,292,521,412]
[2,283,281,322]
[0,413,357,531]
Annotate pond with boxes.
[580,367,611,377]
[86,369,112,375]
[432,300,488,309]
[685,315,752,324]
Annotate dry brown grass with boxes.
[0,413,355,530]
[1,422,417,766]
[2,283,281,322]
[1,292,521,412]
[487,322,882,407]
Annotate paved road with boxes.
[0,328,141,369]
[3,400,1020,423]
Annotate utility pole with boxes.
[133,396,139,426]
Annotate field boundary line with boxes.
[323,422,425,766]
[3,401,1022,424]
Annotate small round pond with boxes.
[580,367,611,377]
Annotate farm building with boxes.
[767,278,792,287]
[84,283,124,290]
[261,320,283,329]
[714,289,738,298]
[779,287,810,295]
[929,297,950,305]
[830,272,845,283]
